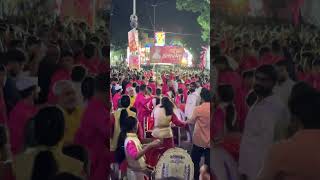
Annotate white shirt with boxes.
[185,91,201,119]
[239,95,290,180]
[273,78,295,105]
[196,87,202,96]
[173,81,178,93]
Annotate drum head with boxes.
[155,148,194,179]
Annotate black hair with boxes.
[71,65,87,82]
[189,82,196,93]
[31,106,65,180]
[4,49,26,65]
[218,85,236,131]
[132,82,137,88]
[178,88,185,103]
[135,86,140,93]
[289,84,320,129]
[81,76,95,101]
[289,82,315,105]
[161,97,174,116]
[115,116,138,164]
[140,84,147,92]
[84,43,97,59]
[95,73,109,92]
[200,88,211,102]
[156,88,161,96]
[120,95,131,108]
[31,151,58,180]
[20,85,37,99]
[255,64,278,83]
[259,46,271,57]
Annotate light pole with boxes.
[145,0,169,33]
[130,0,138,29]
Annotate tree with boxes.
[176,0,210,42]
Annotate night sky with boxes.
[110,0,204,57]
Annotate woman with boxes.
[111,95,137,176]
[13,106,84,180]
[175,88,186,112]
[149,97,187,167]
[117,116,161,180]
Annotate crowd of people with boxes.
[211,20,320,180]
[0,15,212,180]
[110,65,211,179]
[0,16,111,180]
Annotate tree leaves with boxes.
[176,0,209,42]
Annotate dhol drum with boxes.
[154,148,194,180]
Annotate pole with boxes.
[153,5,156,32]
[133,0,136,15]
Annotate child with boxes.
[116,116,161,180]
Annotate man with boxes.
[239,65,290,180]
[112,84,122,110]
[47,50,74,104]
[79,43,100,75]
[71,65,87,104]
[54,80,83,145]
[8,76,38,155]
[3,49,25,113]
[185,82,200,120]
[187,88,211,180]
[127,86,136,107]
[195,81,203,96]
[274,59,295,105]
[75,73,110,180]
[133,84,153,138]
[257,84,320,180]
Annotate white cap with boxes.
[114,84,122,91]
[16,76,38,91]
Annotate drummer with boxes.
[148,97,188,167]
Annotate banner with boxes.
[128,55,140,69]
[150,46,185,64]
[155,32,165,46]
[128,29,139,52]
